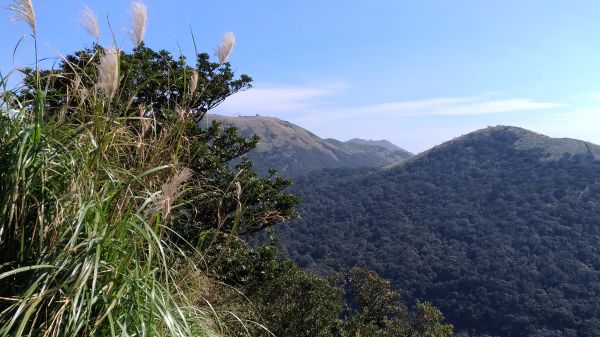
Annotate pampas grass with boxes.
[129,0,148,47]
[79,6,99,40]
[0,61,221,337]
[97,47,119,99]
[8,0,35,34]
[189,69,199,97]
[157,168,193,221]
[216,32,235,64]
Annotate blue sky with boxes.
[3,1,600,152]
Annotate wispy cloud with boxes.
[213,82,561,119]
[327,96,562,118]
[213,82,347,115]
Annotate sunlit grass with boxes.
[0,2,246,336]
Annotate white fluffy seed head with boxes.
[97,48,120,99]
[157,168,192,220]
[128,0,147,47]
[9,0,36,34]
[188,70,198,97]
[216,32,235,64]
[79,7,99,39]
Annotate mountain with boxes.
[276,126,600,337]
[205,114,412,177]
[346,138,411,153]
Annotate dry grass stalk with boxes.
[71,74,82,100]
[58,74,82,122]
[157,168,193,220]
[97,47,119,99]
[177,108,188,121]
[136,107,151,151]
[216,32,235,64]
[79,7,99,39]
[139,107,150,137]
[234,181,242,201]
[73,74,91,105]
[9,0,36,34]
[128,0,148,47]
[188,70,198,97]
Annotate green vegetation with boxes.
[277,126,600,337]
[0,2,453,336]
[203,233,454,337]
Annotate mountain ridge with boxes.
[206,114,413,176]
[386,125,600,171]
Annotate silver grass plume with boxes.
[79,7,99,39]
[188,70,198,97]
[216,32,235,64]
[137,106,151,149]
[176,108,189,121]
[9,0,36,34]
[128,0,147,47]
[156,168,192,221]
[97,48,119,99]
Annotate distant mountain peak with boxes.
[386,125,599,171]
[205,114,413,176]
[346,138,412,155]
[469,125,600,160]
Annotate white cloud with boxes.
[213,82,561,119]
[326,97,562,118]
[212,82,347,115]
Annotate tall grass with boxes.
[0,2,241,336]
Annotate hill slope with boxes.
[346,138,412,154]
[277,126,600,337]
[206,114,412,176]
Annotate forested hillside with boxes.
[277,126,600,337]
[206,114,412,176]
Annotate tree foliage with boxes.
[20,44,251,122]
[204,233,454,337]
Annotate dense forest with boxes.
[276,127,600,337]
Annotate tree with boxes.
[344,267,454,337]
[17,43,299,244]
[20,44,251,122]
[203,232,345,337]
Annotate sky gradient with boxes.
[2,1,600,153]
